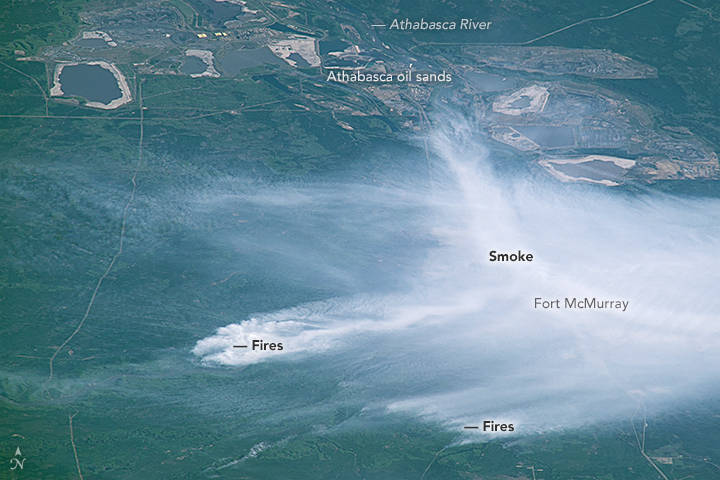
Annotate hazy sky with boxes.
[194,115,720,434]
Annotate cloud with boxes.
[193,114,720,434]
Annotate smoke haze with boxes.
[193,115,720,434]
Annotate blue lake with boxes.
[59,64,122,104]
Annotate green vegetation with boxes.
[2,0,720,479]
[4,386,720,480]
[139,73,396,173]
[0,0,141,57]
[168,0,198,27]
[0,61,398,176]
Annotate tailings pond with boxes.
[180,56,208,75]
[219,48,285,76]
[552,160,628,181]
[59,64,122,104]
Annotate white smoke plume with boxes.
[193,114,720,434]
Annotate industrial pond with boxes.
[58,64,123,105]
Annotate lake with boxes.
[219,47,285,76]
[464,71,517,92]
[187,0,245,27]
[552,159,627,181]
[58,64,122,105]
[180,56,208,75]
[319,39,350,55]
[514,126,575,148]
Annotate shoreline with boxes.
[50,61,132,110]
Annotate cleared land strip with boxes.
[416,0,661,46]
[0,98,299,120]
[509,0,659,46]
[42,82,145,398]
[69,409,84,480]
[676,0,720,21]
[0,60,49,116]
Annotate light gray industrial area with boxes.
[27,0,718,187]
